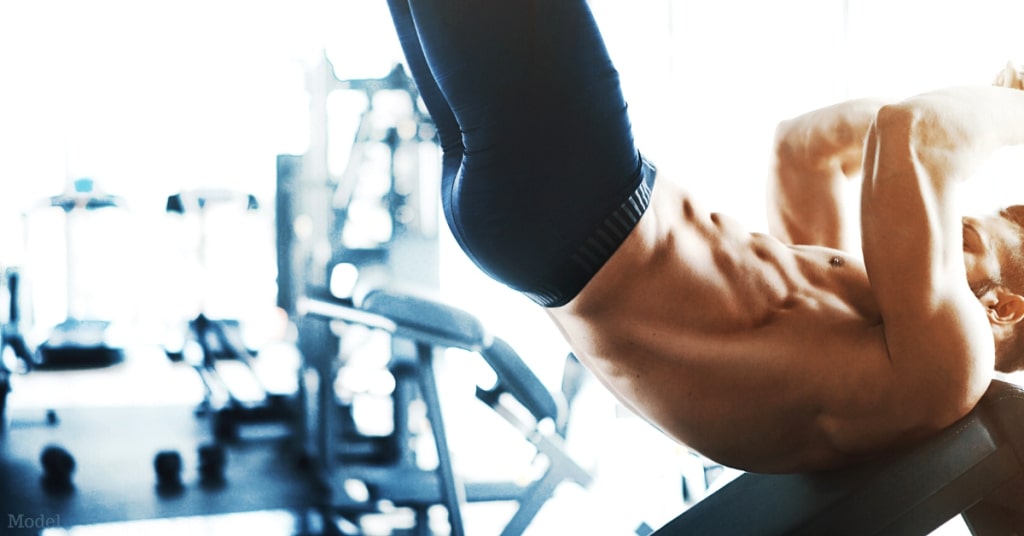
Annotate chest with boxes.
[790,248,880,323]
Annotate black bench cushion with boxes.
[654,380,1024,536]
[360,289,488,350]
[361,289,563,425]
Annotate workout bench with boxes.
[654,379,1024,535]
[298,288,592,536]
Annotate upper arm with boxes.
[858,102,994,430]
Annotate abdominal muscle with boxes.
[547,181,889,473]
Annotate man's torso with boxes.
[548,177,896,473]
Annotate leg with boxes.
[385,0,463,208]
[386,0,655,306]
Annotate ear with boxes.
[980,287,1024,325]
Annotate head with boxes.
[963,205,1024,372]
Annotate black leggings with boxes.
[387,0,655,307]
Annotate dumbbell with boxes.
[154,450,184,492]
[39,444,75,492]
[198,443,227,486]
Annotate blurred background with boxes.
[3,0,1024,355]
[1,1,1023,534]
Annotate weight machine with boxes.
[297,288,592,536]
[164,188,292,438]
[276,53,441,321]
[275,55,593,534]
[0,267,33,430]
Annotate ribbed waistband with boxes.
[524,155,657,307]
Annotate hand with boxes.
[993,61,1024,90]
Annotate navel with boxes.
[829,256,844,268]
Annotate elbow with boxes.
[874,99,953,153]
[958,366,994,418]
[872,103,918,144]
[947,340,997,428]
[888,344,994,446]
[861,103,933,189]
[919,367,992,438]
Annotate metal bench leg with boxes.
[416,342,466,536]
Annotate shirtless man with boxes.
[386,0,1024,473]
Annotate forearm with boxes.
[766,156,848,250]
[774,98,891,175]
[887,86,1024,185]
[767,98,891,251]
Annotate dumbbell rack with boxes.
[0,404,315,531]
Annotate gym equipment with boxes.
[39,444,75,493]
[653,379,1024,535]
[276,56,441,321]
[198,442,228,486]
[326,63,436,250]
[2,268,36,430]
[2,267,33,368]
[35,178,126,369]
[154,449,185,493]
[0,403,315,529]
[0,367,7,432]
[164,188,261,366]
[275,56,591,534]
[164,189,292,436]
[298,288,593,536]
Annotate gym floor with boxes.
[3,340,694,535]
[6,342,996,535]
